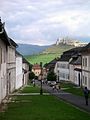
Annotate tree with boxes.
[29,72,35,80]
[47,71,56,81]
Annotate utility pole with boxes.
[40,62,43,95]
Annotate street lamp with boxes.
[40,62,43,95]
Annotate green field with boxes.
[25,44,74,65]
[25,53,60,65]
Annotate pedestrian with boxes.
[33,79,35,87]
[58,84,61,90]
[56,84,59,92]
[83,87,89,105]
[52,85,55,91]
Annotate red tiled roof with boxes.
[32,64,41,69]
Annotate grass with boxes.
[60,81,89,97]
[0,85,90,120]
[1,95,90,120]
[25,53,60,65]
[20,84,47,93]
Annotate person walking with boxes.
[83,87,89,105]
[33,79,35,87]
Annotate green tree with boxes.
[29,72,35,80]
[47,71,57,81]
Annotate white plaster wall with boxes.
[0,40,7,103]
[82,55,90,71]
[69,64,74,82]
[82,71,90,90]
[23,63,29,85]
[16,56,23,89]
[55,61,69,81]
[7,47,16,93]
[74,71,81,85]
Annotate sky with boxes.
[0,0,90,45]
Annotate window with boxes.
[82,57,88,67]
[60,64,67,68]
[85,76,87,85]
[57,63,59,68]
[82,58,84,66]
[85,58,87,67]
[82,75,84,84]
[4,49,6,63]
[0,47,2,65]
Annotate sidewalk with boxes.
[36,81,90,113]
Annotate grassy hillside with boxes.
[25,44,74,65]
[25,53,60,65]
[43,44,74,54]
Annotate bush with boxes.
[47,71,56,81]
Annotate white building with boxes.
[15,51,23,89]
[7,39,17,94]
[81,43,90,90]
[23,58,30,85]
[0,19,17,103]
[54,51,72,81]
[69,56,82,86]
[0,27,9,103]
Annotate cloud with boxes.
[0,0,90,45]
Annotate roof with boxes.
[0,18,17,47]
[69,55,81,65]
[63,47,83,55]
[81,42,90,53]
[44,58,58,71]
[59,55,71,62]
[59,47,82,62]
[0,28,10,45]
[74,56,81,65]
[69,57,77,64]
[32,63,41,69]
[9,38,18,48]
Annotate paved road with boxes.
[36,80,90,113]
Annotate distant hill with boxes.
[17,43,50,55]
[42,43,74,55]
[26,43,74,65]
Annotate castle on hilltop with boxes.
[56,37,87,47]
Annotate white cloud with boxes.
[0,0,90,45]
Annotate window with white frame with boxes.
[57,63,60,68]
[82,57,88,67]
[82,75,84,84]
[82,58,84,66]
[85,76,87,85]
[85,58,87,67]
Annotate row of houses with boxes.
[44,42,90,90]
[54,44,90,90]
[0,19,31,104]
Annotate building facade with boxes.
[16,51,23,89]
[82,43,90,90]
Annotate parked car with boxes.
[49,81,56,87]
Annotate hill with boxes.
[42,43,74,54]
[25,43,74,65]
[17,43,50,55]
